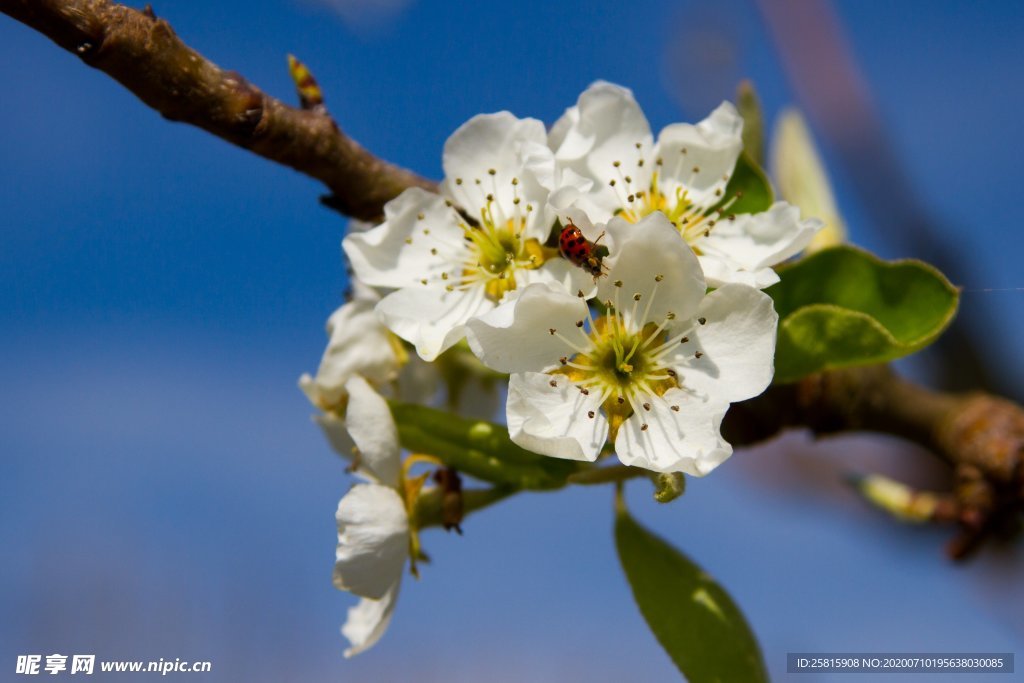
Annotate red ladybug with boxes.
[559,218,607,278]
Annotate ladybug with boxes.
[558,218,608,278]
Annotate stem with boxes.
[725,364,1024,558]
[567,465,651,486]
[413,486,515,530]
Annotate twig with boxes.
[724,365,1024,559]
[0,0,436,221]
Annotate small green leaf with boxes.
[720,151,773,215]
[615,501,768,682]
[389,402,579,489]
[767,246,959,383]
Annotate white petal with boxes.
[507,372,608,462]
[655,101,743,207]
[376,284,492,362]
[545,168,595,213]
[666,284,778,403]
[346,218,376,234]
[343,376,401,488]
[551,81,653,183]
[697,255,780,289]
[520,139,558,194]
[615,391,732,476]
[348,278,382,303]
[313,412,356,464]
[547,93,579,157]
[442,112,548,212]
[527,258,598,303]
[342,582,400,658]
[465,283,589,373]
[343,188,465,289]
[598,213,706,326]
[300,297,399,409]
[698,201,821,278]
[334,484,409,600]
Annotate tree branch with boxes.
[724,365,1024,558]
[0,0,437,221]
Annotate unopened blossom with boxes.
[344,113,592,361]
[331,376,425,657]
[466,213,778,475]
[771,108,846,253]
[549,81,821,288]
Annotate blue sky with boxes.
[2,1,1022,681]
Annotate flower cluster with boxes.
[302,81,821,655]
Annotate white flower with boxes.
[343,112,592,361]
[330,376,414,657]
[299,281,409,412]
[549,81,821,288]
[465,213,778,475]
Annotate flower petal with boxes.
[376,283,491,362]
[615,391,732,475]
[313,412,356,464]
[334,484,409,600]
[551,81,653,183]
[527,258,598,303]
[696,255,780,289]
[465,283,589,373]
[599,213,706,327]
[665,284,778,403]
[299,295,398,410]
[343,376,401,488]
[655,101,743,208]
[698,201,821,281]
[442,112,548,212]
[343,188,465,290]
[506,372,608,462]
[342,582,400,658]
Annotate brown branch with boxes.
[0,0,436,221]
[724,365,1024,559]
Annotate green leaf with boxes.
[389,402,579,490]
[767,246,959,383]
[615,501,768,683]
[720,151,773,215]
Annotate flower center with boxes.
[445,175,551,302]
[549,277,690,439]
[462,213,546,302]
[604,152,739,250]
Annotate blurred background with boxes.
[1,1,1022,681]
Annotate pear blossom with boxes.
[549,81,821,288]
[299,280,414,413]
[330,375,418,657]
[299,280,438,458]
[343,112,592,361]
[465,213,778,475]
